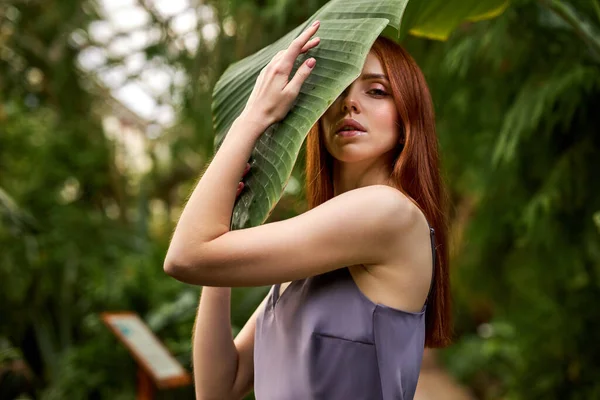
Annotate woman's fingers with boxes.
[300,37,320,54]
[281,21,320,95]
[286,58,316,96]
[283,20,320,66]
[242,21,320,127]
[236,163,250,198]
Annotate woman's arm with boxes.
[192,287,267,400]
[173,23,322,398]
[166,184,418,286]
[164,21,322,255]
[192,166,264,400]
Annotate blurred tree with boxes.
[0,0,189,397]
[403,0,600,398]
[0,0,325,397]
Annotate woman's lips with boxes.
[336,130,366,137]
[335,118,367,134]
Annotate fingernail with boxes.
[307,58,316,68]
[312,20,319,27]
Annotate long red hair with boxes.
[304,36,452,348]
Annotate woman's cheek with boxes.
[372,103,397,135]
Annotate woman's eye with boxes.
[368,88,388,96]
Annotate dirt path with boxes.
[415,349,475,400]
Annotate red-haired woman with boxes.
[164,20,451,400]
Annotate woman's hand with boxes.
[240,20,321,129]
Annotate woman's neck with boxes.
[332,157,394,196]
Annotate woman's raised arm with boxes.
[164,21,321,257]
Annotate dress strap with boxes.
[424,220,436,306]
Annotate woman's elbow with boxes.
[163,255,181,278]
[163,251,187,280]
[163,248,212,285]
[164,249,196,283]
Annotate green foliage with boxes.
[406,0,600,397]
[1,0,599,398]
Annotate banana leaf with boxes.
[212,0,509,230]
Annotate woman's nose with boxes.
[340,87,360,114]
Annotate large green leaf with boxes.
[212,0,508,230]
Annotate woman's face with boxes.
[320,50,401,164]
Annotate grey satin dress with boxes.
[253,225,436,400]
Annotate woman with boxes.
[164,20,451,400]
